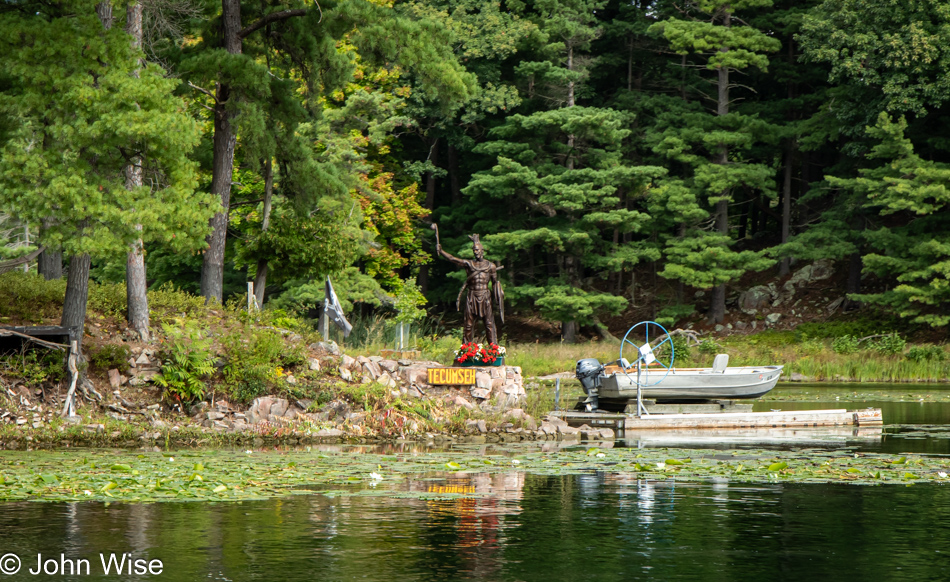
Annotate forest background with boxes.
[1,0,948,348]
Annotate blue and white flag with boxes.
[324,276,352,338]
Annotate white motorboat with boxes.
[597,354,783,401]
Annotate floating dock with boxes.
[550,407,883,435]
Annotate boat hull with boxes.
[598,365,783,401]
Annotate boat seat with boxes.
[711,353,729,373]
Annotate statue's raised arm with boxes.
[436,243,469,268]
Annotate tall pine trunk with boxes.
[448,144,462,205]
[38,251,63,280]
[779,39,798,278]
[779,139,794,277]
[62,254,91,345]
[708,12,730,324]
[38,221,62,280]
[62,1,113,348]
[125,1,150,340]
[561,43,578,341]
[252,158,274,307]
[200,0,242,304]
[424,137,439,209]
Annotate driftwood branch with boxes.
[0,328,68,351]
[0,246,46,274]
[655,328,703,347]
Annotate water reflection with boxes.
[3,473,950,580]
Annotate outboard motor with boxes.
[575,358,604,395]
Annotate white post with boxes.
[319,307,329,340]
[22,226,29,273]
[247,281,254,311]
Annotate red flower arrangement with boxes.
[454,342,506,365]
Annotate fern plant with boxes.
[155,322,215,402]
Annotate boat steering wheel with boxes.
[619,321,675,386]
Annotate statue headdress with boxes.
[468,234,481,245]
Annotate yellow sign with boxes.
[427,367,477,385]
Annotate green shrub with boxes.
[796,318,897,339]
[88,344,132,373]
[0,349,66,386]
[257,308,310,333]
[831,335,861,354]
[697,340,722,355]
[87,282,127,317]
[906,344,947,362]
[668,335,692,363]
[867,333,906,355]
[798,334,826,354]
[154,322,215,402]
[147,283,208,323]
[0,272,65,321]
[221,328,306,403]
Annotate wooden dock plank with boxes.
[551,408,883,430]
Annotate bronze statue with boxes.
[432,226,504,344]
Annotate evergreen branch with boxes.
[187,81,217,102]
[517,192,557,218]
[238,8,309,40]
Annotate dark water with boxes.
[750,383,950,455]
[1,473,949,581]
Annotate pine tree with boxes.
[828,114,950,326]
[181,0,475,304]
[465,0,665,341]
[0,0,213,344]
[648,0,780,323]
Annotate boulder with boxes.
[506,408,525,421]
[362,361,382,381]
[787,259,835,288]
[379,360,399,373]
[475,372,492,390]
[378,372,397,389]
[309,341,341,356]
[597,428,615,440]
[540,421,558,436]
[502,383,525,397]
[738,285,772,315]
[470,387,490,400]
[454,396,475,411]
[399,365,429,386]
[315,428,344,437]
[270,399,289,418]
[826,297,845,314]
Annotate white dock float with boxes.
[551,408,883,432]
